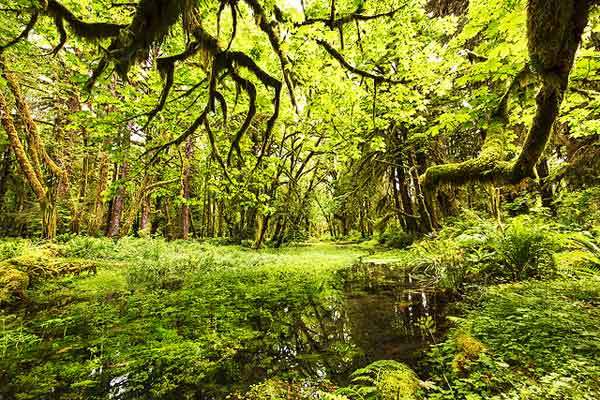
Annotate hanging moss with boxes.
[46,0,125,41]
[110,0,188,78]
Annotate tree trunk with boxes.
[410,152,435,232]
[107,161,128,238]
[0,147,12,211]
[140,196,150,231]
[537,158,555,212]
[181,137,193,239]
[41,197,58,240]
[254,214,270,249]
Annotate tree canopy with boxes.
[0,0,599,244]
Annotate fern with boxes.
[336,360,421,400]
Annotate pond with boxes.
[232,259,454,394]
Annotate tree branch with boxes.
[316,39,407,84]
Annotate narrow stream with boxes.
[234,259,454,390]
[341,260,452,370]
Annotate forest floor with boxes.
[1,217,599,399]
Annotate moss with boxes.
[2,255,98,283]
[455,332,486,359]
[450,332,486,374]
[376,365,421,400]
[0,263,30,303]
[527,0,576,74]
[422,0,592,191]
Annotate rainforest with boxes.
[0,0,599,398]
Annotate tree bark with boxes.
[0,147,12,211]
[107,161,128,238]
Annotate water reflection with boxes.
[342,261,450,368]
[235,260,451,390]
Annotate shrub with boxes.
[0,239,29,262]
[487,217,558,282]
[424,276,600,399]
[555,187,600,228]
[336,360,421,400]
[408,238,468,290]
[379,230,417,249]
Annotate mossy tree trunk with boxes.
[0,147,11,212]
[181,136,193,239]
[0,58,66,240]
[421,0,592,192]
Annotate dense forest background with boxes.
[0,0,597,246]
[1,0,600,399]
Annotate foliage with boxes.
[424,276,600,399]
[334,360,421,400]
[0,238,362,399]
[368,214,564,291]
[378,230,417,249]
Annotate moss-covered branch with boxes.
[0,89,47,201]
[296,7,400,29]
[422,0,592,190]
[317,39,407,84]
[0,10,38,52]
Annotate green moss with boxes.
[421,121,516,189]
[426,275,600,398]
[0,264,29,302]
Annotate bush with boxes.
[0,239,29,262]
[335,360,421,400]
[379,230,416,249]
[556,187,600,228]
[487,217,559,282]
[424,276,600,400]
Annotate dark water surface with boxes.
[341,260,452,370]
[235,259,454,388]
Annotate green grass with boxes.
[0,238,364,399]
[2,224,600,399]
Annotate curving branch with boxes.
[0,10,38,52]
[421,0,592,190]
[296,7,400,29]
[243,0,298,112]
[46,0,125,39]
[143,41,204,128]
[4,0,283,173]
[227,71,257,165]
[316,39,407,84]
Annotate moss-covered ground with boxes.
[1,218,599,399]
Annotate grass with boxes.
[0,238,364,399]
[1,218,600,399]
[422,273,600,399]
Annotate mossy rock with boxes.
[0,263,30,303]
[3,255,98,280]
